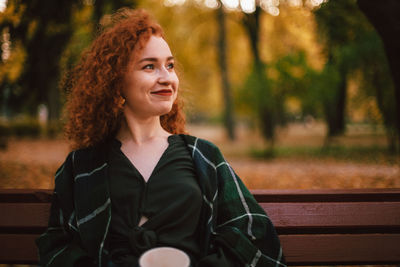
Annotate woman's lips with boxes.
[150,89,173,96]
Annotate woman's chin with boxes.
[155,105,174,116]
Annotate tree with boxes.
[357,0,400,152]
[314,0,398,150]
[242,5,262,67]
[216,3,235,140]
[0,0,79,121]
[0,0,140,124]
[313,0,363,138]
[240,6,280,145]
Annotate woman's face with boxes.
[122,35,179,119]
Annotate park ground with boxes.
[0,122,399,189]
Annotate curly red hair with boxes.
[63,8,186,149]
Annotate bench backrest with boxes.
[1,188,400,265]
[252,188,400,265]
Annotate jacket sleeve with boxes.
[36,152,95,267]
[198,144,285,267]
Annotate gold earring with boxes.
[119,97,125,108]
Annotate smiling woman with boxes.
[35,8,285,267]
[62,9,186,150]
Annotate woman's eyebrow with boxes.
[138,56,174,63]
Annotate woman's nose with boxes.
[157,67,173,84]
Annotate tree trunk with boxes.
[242,7,262,67]
[47,80,60,121]
[216,4,235,140]
[328,70,347,137]
[357,0,400,146]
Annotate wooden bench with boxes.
[1,188,400,265]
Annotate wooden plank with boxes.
[260,202,400,230]
[0,234,38,264]
[252,188,400,202]
[0,203,50,229]
[3,197,400,231]
[1,188,400,202]
[1,233,400,265]
[0,189,52,203]
[280,233,400,265]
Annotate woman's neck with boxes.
[117,115,169,145]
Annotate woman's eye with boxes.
[167,62,174,70]
[143,64,154,70]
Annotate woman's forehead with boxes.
[133,35,173,62]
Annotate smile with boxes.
[150,89,173,96]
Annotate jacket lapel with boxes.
[180,134,218,255]
[73,143,111,261]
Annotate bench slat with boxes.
[3,188,400,203]
[2,233,400,265]
[3,202,400,231]
[0,203,50,229]
[261,202,400,230]
[0,234,38,264]
[0,189,52,203]
[281,233,400,265]
[253,188,400,202]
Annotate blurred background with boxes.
[0,0,399,189]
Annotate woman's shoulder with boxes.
[179,134,225,163]
[71,140,109,158]
[60,141,108,174]
[179,134,220,150]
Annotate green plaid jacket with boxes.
[36,134,285,267]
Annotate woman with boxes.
[36,8,285,267]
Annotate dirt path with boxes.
[228,158,400,189]
[0,137,398,189]
[0,138,69,188]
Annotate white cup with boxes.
[139,247,190,267]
